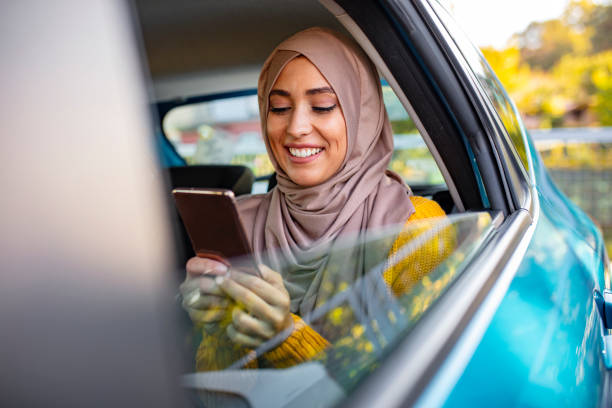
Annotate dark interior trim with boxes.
[335,0,487,211]
[416,0,521,213]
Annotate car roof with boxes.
[134,0,349,100]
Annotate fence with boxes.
[532,128,612,254]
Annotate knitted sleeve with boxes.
[261,314,330,368]
[383,196,451,296]
[193,309,329,370]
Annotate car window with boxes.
[162,83,445,192]
[181,212,493,407]
[429,0,530,173]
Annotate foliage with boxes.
[390,119,417,134]
[591,52,612,125]
[538,142,612,170]
[481,0,612,128]
[390,148,445,185]
[517,19,587,70]
[480,46,531,95]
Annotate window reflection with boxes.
[181,212,493,407]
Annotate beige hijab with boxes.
[237,27,414,315]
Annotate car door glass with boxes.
[429,0,530,173]
[181,212,493,407]
[162,83,445,191]
[383,83,446,186]
[162,92,273,174]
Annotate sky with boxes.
[442,0,570,48]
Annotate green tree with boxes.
[517,20,573,70]
[480,46,531,94]
[590,6,612,53]
[591,51,612,125]
[565,0,612,53]
[482,0,612,128]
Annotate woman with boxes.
[181,27,446,370]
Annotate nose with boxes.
[286,105,312,137]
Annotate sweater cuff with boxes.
[262,314,330,368]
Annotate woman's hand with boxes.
[180,257,231,324]
[217,264,292,348]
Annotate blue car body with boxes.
[444,136,609,407]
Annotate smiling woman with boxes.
[267,56,347,187]
[180,27,449,372]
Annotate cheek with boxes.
[330,114,347,158]
[266,118,283,145]
[266,118,286,163]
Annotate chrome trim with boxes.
[319,0,465,212]
[343,188,539,408]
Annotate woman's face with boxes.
[267,57,347,187]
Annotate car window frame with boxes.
[419,0,533,211]
[325,0,490,212]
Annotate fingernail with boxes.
[215,275,225,286]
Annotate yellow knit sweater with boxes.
[195,196,447,371]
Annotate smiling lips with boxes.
[286,146,324,163]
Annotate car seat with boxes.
[167,164,255,268]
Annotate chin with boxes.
[289,173,325,187]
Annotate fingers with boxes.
[183,292,229,310]
[217,275,272,321]
[186,306,227,324]
[179,273,230,326]
[229,269,289,308]
[226,324,264,348]
[180,276,224,297]
[231,308,276,339]
[186,256,228,279]
[217,274,290,331]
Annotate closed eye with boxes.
[312,104,336,113]
[270,106,290,114]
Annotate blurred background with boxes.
[446,0,612,256]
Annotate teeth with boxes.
[289,147,322,158]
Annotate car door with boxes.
[340,1,609,407]
[316,0,607,406]
[411,1,611,406]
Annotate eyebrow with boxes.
[306,87,335,95]
[269,89,290,97]
[269,87,335,97]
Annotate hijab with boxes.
[237,27,415,315]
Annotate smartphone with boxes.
[172,188,259,275]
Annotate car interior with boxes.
[132,0,512,404]
[134,0,472,265]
